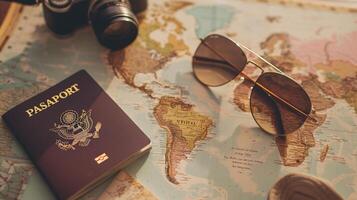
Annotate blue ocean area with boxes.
[186,5,235,38]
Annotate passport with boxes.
[2,70,151,200]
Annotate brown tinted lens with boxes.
[250,72,312,136]
[192,34,247,86]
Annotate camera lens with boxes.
[89,0,138,50]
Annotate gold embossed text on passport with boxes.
[95,153,109,164]
[25,83,80,117]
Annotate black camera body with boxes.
[41,0,147,49]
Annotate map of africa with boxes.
[0,0,356,199]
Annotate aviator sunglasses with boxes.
[192,34,317,136]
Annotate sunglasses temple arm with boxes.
[246,61,318,122]
[244,72,318,123]
[308,115,319,123]
[194,56,242,73]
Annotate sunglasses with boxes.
[192,34,317,136]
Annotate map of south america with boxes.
[154,96,213,184]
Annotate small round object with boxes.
[60,110,78,125]
[268,173,343,200]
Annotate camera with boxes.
[43,0,147,49]
[5,0,147,49]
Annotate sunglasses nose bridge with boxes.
[246,60,265,77]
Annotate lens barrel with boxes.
[89,0,139,50]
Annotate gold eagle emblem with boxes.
[50,109,102,151]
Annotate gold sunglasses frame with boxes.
[193,34,317,135]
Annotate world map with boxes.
[0,0,356,199]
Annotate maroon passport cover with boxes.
[2,70,151,200]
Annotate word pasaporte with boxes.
[25,83,80,117]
